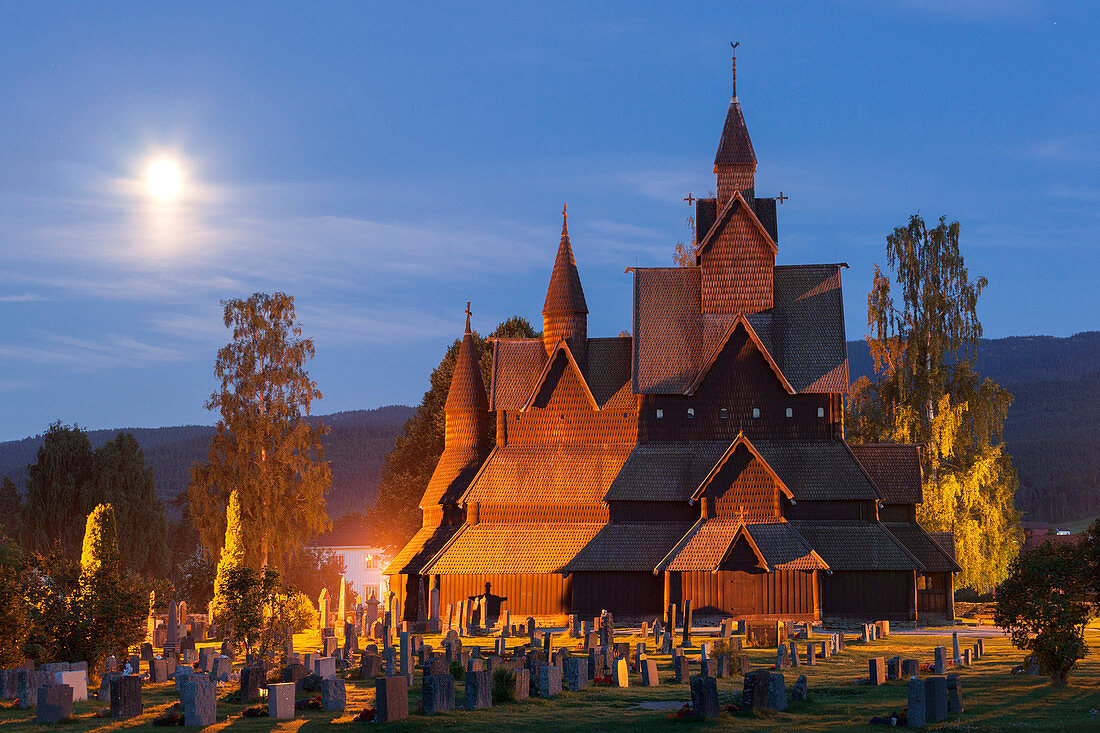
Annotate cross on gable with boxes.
[684,193,696,205]
[465,301,472,319]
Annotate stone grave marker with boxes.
[907,676,926,728]
[862,625,871,643]
[240,666,264,703]
[612,658,629,687]
[690,675,719,720]
[314,655,336,679]
[934,646,947,674]
[110,675,142,719]
[699,657,716,678]
[53,670,87,701]
[17,670,52,709]
[565,657,588,691]
[791,673,808,702]
[790,641,800,667]
[926,676,948,723]
[888,656,901,680]
[35,684,73,724]
[902,658,920,678]
[150,659,168,684]
[963,648,972,666]
[281,663,309,694]
[869,657,886,685]
[952,633,961,665]
[681,599,693,647]
[422,673,455,714]
[211,656,231,682]
[538,664,563,697]
[674,655,690,683]
[465,669,492,709]
[806,642,816,666]
[181,678,216,727]
[321,678,346,712]
[716,654,730,678]
[946,673,963,713]
[268,681,295,720]
[735,654,751,674]
[776,645,791,670]
[640,659,659,686]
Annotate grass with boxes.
[2,628,1098,731]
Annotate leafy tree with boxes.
[0,477,23,547]
[847,215,1021,590]
[220,566,295,662]
[92,433,168,578]
[211,490,246,624]
[283,547,345,605]
[0,537,31,667]
[189,292,331,570]
[994,540,1093,684]
[24,422,95,555]
[370,316,538,549]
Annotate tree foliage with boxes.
[189,292,331,570]
[0,537,31,667]
[847,215,1021,590]
[211,490,246,624]
[994,539,1093,684]
[92,433,168,577]
[283,547,346,605]
[0,477,22,547]
[370,316,538,550]
[220,566,296,662]
[24,422,95,555]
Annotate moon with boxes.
[146,159,182,200]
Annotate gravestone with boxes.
[35,684,73,724]
[902,658,920,678]
[584,631,598,651]
[564,657,588,691]
[240,666,264,703]
[314,656,336,679]
[661,630,673,654]
[952,633,961,665]
[862,625,871,643]
[465,669,492,709]
[588,649,607,680]
[717,655,730,678]
[98,672,121,706]
[199,647,216,673]
[674,655,690,683]
[681,599,693,648]
[806,643,816,666]
[422,673,455,714]
[869,657,886,685]
[790,641,800,667]
[776,644,791,670]
[165,598,178,654]
[926,676,948,723]
[791,673,808,702]
[976,638,984,657]
[767,672,788,711]
[821,640,831,659]
[110,675,142,719]
[934,646,947,674]
[280,663,309,694]
[53,670,87,701]
[641,659,659,686]
[888,656,901,681]
[211,656,231,682]
[963,648,972,666]
[876,620,890,637]
[268,681,295,720]
[972,643,981,661]
[907,676,927,728]
[538,664,562,697]
[699,657,716,678]
[513,667,530,699]
[318,589,329,630]
[746,621,784,648]
[321,678,346,712]
[946,673,963,713]
[182,678,216,727]
[612,658,629,687]
[735,654,751,674]
[690,675,719,720]
[150,659,168,684]
[742,670,769,711]
[323,636,339,657]
[18,670,53,708]
[141,642,154,661]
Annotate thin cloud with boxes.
[0,293,44,302]
[0,333,188,370]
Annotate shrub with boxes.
[449,660,464,680]
[491,667,515,703]
[995,540,1093,684]
[710,639,735,659]
[285,592,317,632]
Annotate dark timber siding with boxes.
[672,569,818,620]
[437,573,573,618]
[820,571,916,621]
[571,572,664,616]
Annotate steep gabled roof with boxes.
[461,442,634,505]
[690,434,795,503]
[521,339,599,412]
[421,522,604,575]
[696,189,777,260]
[604,441,732,503]
[849,443,923,504]
[655,519,827,573]
[685,315,794,395]
[383,524,461,576]
[751,440,881,502]
[562,521,695,573]
[543,211,588,315]
[883,522,962,573]
[714,95,756,167]
[489,338,546,411]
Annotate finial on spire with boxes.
[464,300,472,335]
[730,41,740,97]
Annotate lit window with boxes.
[719,408,729,419]
[363,555,376,570]
[656,409,664,419]
[817,407,825,418]
[752,407,760,419]
[785,408,793,418]
[687,408,695,419]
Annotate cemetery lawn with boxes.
[1,630,1098,732]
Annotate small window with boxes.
[752,407,760,419]
[719,407,729,419]
[785,407,793,418]
[687,408,695,419]
[656,409,664,419]
[363,555,376,570]
[817,407,825,418]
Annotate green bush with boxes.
[710,638,735,659]
[285,591,317,632]
[491,667,515,703]
[449,660,464,680]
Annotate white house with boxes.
[310,526,390,603]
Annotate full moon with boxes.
[146,159,182,200]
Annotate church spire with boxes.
[542,205,588,359]
[444,302,489,449]
[714,43,756,204]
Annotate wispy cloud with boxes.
[0,333,188,370]
[895,0,1036,20]
[0,293,44,302]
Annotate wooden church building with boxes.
[385,56,959,623]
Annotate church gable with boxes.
[695,442,789,522]
[528,344,598,411]
[699,192,776,315]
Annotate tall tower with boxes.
[714,46,756,205]
[542,205,588,363]
[444,303,490,451]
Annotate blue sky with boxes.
[1,1,1097,441]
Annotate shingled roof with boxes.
[419,446,489,507]
[632,264,848,394]
[563,521,695,573]
[883,522,962,573]
[788,520,921,571]
[849,443,924,504]
[421,522,604,575]
[383,524,460,575]
[604,441,733,502]
[751,440,880,502]
[462,442,634,505]
[445,317,488,414]
[715,95,756,167]
[489,338,546,411]
[543,213,588,315]
[655,519,827,573]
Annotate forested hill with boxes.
[0,405,415,520]
[848,331,1100,523]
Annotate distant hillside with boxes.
[0,405,415,520]
[847,331,1100,523]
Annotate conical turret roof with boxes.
[444,303,488,413]
[714,50,756,167]
[542,207,588,315]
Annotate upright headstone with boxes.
[564,657,588,691]
[934,646,947,674]
[465,669,492,709]
[767,672,788,711]
[422,673,455,714]
[538,664,562,697]
[791,673,808,702]
[952,633,961,665]
[53,670,87,701]
[181,678,216,727]
[110,675,142,719]
[907,676,927,728]
[667,602,677,636]
[869,657,886,685]
[790,641,800,667]
[239,666,264,703]
[690,675,719,720]
[612,658,629,687]
[926,676,948,723]
[888,656,901,680]
[35,685,73,724]
[681,599,693,648]
[321,678,346,712]
[641,659,659,686]
[268,682,295,720]
[946,674,963,713]
[862,624,871,643]
[165,598,179,654]
[902,658,921,678]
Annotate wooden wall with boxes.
[436,573,573,618]
[571,572,664,617]
[820,570,916,621]
[670,569,818,620]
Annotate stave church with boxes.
[385,56,959,624]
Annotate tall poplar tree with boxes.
[211,490,246,623]
[848,214,1021,591]
[189,292,331,570]
[24,422,95,555]
[0,477,22,546]
[92,433,168,578]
